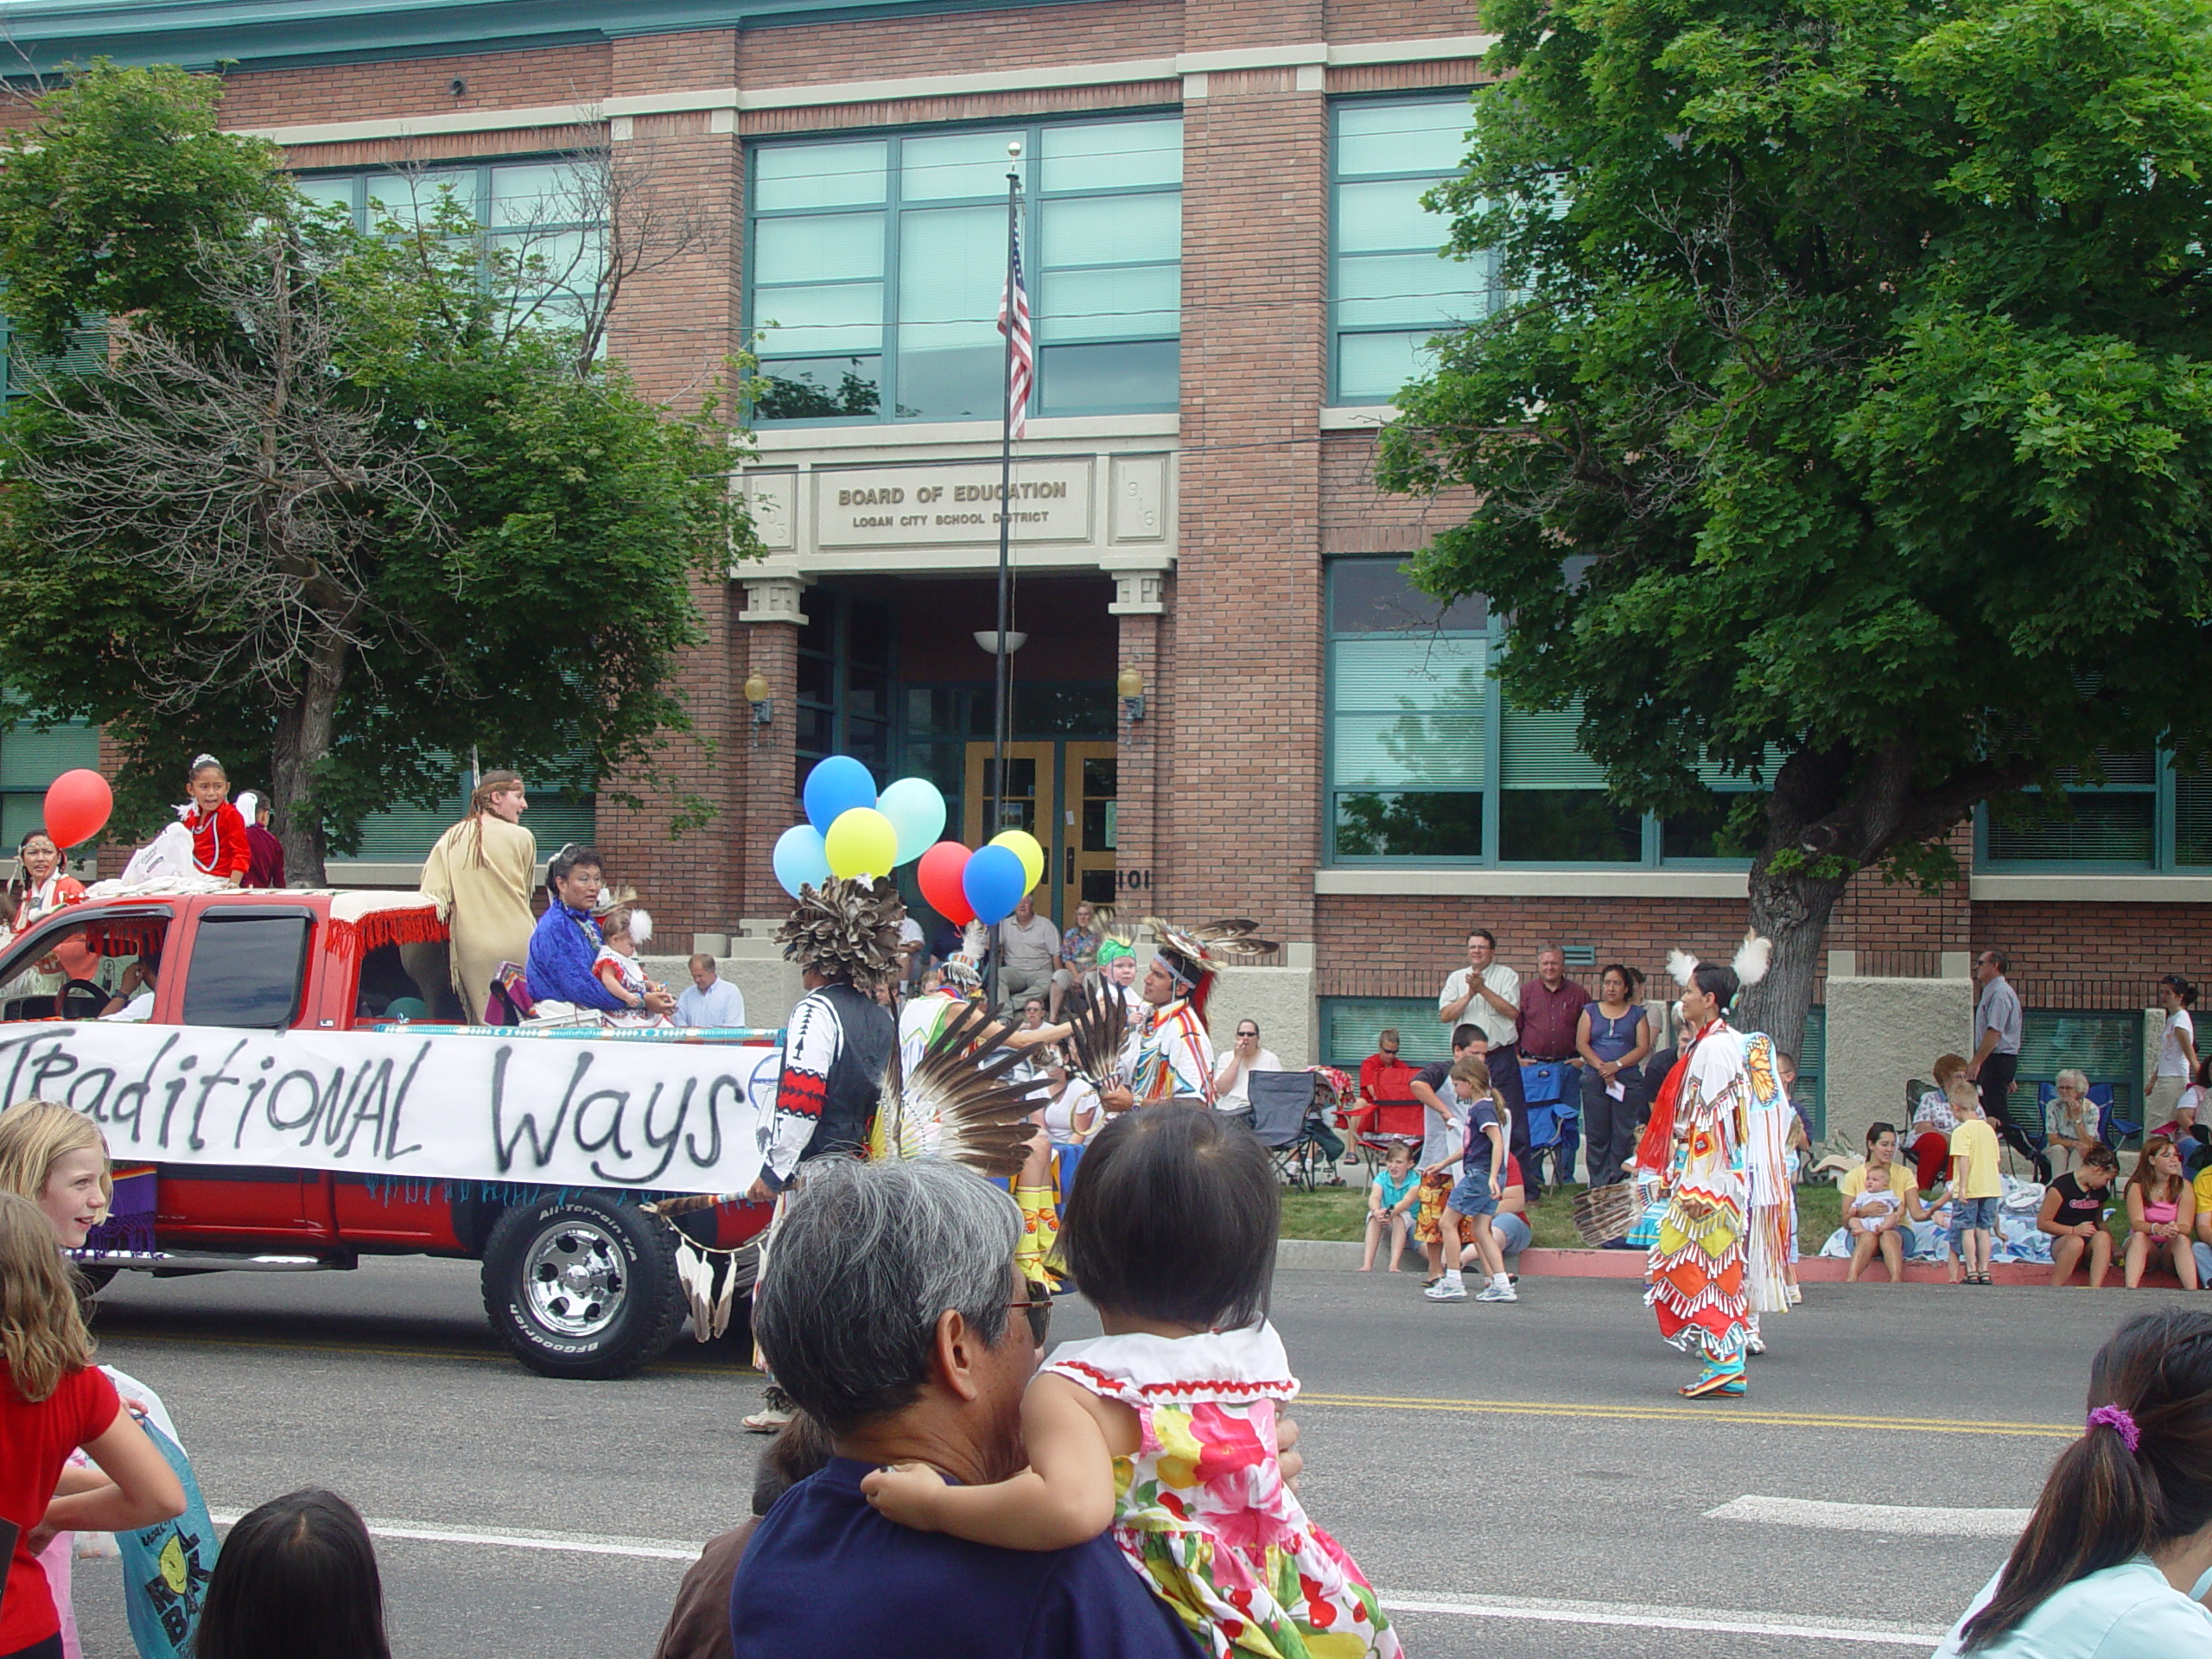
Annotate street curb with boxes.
[1274,1238,2190,1288]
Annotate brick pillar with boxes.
[594,30,747,948]
[735,578,808,920]
[1171,43,1328,944]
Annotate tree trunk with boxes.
[268,632,346,887]
[1735,853,1849,1071]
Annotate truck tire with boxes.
[480,1192,683,1380]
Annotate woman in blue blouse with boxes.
[1937,1306,2212,1655]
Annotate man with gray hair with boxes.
[734,1160,1202,1657]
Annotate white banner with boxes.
[0,1024,781,1194]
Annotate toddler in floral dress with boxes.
[862,1106,1396,1658]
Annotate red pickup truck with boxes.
[0,887,775,1379]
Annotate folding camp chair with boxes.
[1519,1059,1576,1188]
[1347,1099,1425,1173]
[1248,1071,1329,1192]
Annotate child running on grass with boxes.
[861,1106,1398,1658]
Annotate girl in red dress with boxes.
[181,756,248,887]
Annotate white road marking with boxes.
[1378,1591,1943,1646]
[211,1512,699,1561]
[1707,1495,2031,1538]
[219,1510,1952,1643]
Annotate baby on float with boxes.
[593,899,673,1028]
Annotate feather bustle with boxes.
[1732,932,1773,988]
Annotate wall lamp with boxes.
[743,671,773,745]
[1117,664,1146,723]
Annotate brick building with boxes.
[9,0,2207,1139]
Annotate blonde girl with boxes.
[0,1191,184,1659]
[0,1102,111,1252]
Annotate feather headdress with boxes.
[1141,916,1279,1020]
[775,875,906,986]
[1667,932,1773,995]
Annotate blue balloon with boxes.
[772,823,832,899]
[962,842,1028,926]
[804,755,878,835]
[875,776,948,867]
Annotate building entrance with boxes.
[963,740,1117,918]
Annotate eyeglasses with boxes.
[1008,1281,1053,1346]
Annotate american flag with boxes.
[997,217,1033,439]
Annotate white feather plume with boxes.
[962,919,988,959]
[629,906,654,948]
[1666,949,1700,988]
[1732,931,1772,988]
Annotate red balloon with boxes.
[917,840,975,925]
[43,768,112,849]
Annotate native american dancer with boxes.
[1095,918,1277,1112]
[702,878,1039,1430]
[1643,937,1793,1398]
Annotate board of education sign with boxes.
[816,458,1094,549]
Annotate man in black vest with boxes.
[743,874,903,1433]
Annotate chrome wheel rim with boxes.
[520,1218,626,1339]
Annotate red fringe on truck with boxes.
[324,894,448,960]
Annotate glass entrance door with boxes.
[964,742,1058,906]
[1065,742,1117,906]
[961,740,1119,918]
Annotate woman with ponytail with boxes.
[416,771,536,1025]
[1938,1306,2212,1653]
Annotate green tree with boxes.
[0,64,755,882]
[1378,0,2212,1053]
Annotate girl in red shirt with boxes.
[181,756,248,887]
[0,1192,182,1659]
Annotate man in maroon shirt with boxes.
[1518,944,1589,1188]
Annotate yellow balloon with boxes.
[826,807,899,880]
[990,829,1046,893]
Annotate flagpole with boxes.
[988,137,1022,1015]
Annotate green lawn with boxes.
[1281,1178,1846,1250]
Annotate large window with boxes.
[747,118,1181,423]
[1980,753,2212,871]
[798,588,897,791]
[1330,97,1497,405]
[296,159,605,335]
[348,766,594,863]
[0,712,100,851]
[1325,560,1755,866]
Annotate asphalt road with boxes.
[63,1256,2186,1658]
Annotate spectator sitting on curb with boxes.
[1840,1122,1931,1285]
[2042,1144,2121,1290]
[2123,1134,2200,1291]
[1409,1024,1484,1286]
[1361,1143,1420,1273]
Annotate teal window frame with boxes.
[1976,751,2212,872]
[744,114,1182,426]
[1328,92,1497,406]
[347,764,596,862]
[293,156,605,336]
[1324,558,1757,868]
[0,707,101,855]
